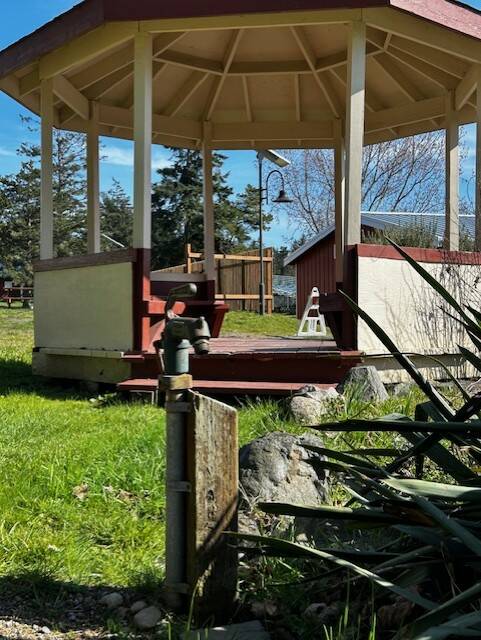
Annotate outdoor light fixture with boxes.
[257,149,290,168]
[257,150,293,316]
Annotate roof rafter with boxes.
[203,29,244,121]
[163,70,208,117]
[364,7,481,65]
[455,64,481,111]
[242,75,252,122]
[156,50,223,75]
[52,75,89,120]
[331,65,398,136]
[386,46,457,87]
[290,25,343,118]
[371,52,439,128]
[387,35,468,79]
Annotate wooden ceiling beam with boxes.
[365,26,389,50]
[385,46,459,92]
[372,52,424,102]
[156,50,223,75]
[242,75,253,122]
[203,29,244,121]
[291,25,343,118]
[152,31,186,57]
[331,65,398,136]
[52,75,89,120]
[371,52,439,128]
[229,60,309,75]
[163,70,208,117]
[84,64,134,100]
[455,64,481,111]
[387,35,468,79]
[67,44,134,92]
[365,96,445,133]
[364,8,481,65]
[40,23,137,79]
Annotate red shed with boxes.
[284,212,476,319]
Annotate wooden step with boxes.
[117,378,338,397]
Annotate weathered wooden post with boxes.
[161,285,238,622]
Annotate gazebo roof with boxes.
[0,0,480,149]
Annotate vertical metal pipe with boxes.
[164,387,187,611]
[258,157,265,316]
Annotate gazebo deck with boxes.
[119,336,363,396]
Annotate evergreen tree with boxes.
[0,120,87,281]
[101,179,132,251]
[0,156,40,282]
[151,148,267,270]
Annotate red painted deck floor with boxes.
[120,336,363,396]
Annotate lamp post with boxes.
[257,150,292,315]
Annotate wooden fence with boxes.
[157,245,274,313]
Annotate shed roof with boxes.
[1,0,480,150]
[284,212,476,265]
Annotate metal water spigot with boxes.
[159,283,211,376]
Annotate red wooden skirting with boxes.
[122,336,363,394]
[118,378,338,396]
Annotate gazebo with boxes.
[1,0,481,387]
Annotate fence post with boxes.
[163,379,239,623]
[186,244,192,274]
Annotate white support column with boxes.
[334,119,345,284]
[344,21,366,248]
[40,78,54,260]
[476,70,481,251]
[445,92,459,251]
[87,101,101,253]
[202,122,216,282]
[133,32,153,250]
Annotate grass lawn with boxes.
[0,305,427,636]
[222,310,299,337]
[0,309,308,593]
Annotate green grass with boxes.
[222,310,300,337]
[0,307,167,589]
[0,305,429,637]
[0,307,311,593]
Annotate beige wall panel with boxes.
[357,256,481,357]
[32,352,131,384]
[34,263,134,351]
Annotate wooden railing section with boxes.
[158,245,274,313]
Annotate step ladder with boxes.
[298,287,327,338]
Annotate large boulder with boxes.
[239,431,328,507]
[288,384,344,425]
[337,366,388,402]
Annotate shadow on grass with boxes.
[0,357,98,401]
[0,572,165,634]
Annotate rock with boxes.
[130,600,148,614]
[467,379,481,396]
[183,620,271,639]
[133,605,163,630]
[99,592,124,609]
[337,366,388,402]
[288,385,343,425]
[393,382,416,397]
[239,432,328,508]
[41,626,51,635]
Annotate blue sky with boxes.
[0,0,481,247]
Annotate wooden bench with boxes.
[1,287,33,308]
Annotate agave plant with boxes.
[233,239,481,639]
